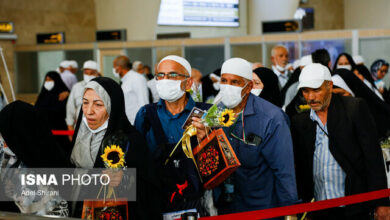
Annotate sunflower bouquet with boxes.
[99,132,130,201]
[201,104,236,128]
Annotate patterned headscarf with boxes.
[370,59,389,80]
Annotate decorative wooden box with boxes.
[193,128,240,189]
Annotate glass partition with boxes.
[360,37,390,68]
[184,45,224,75]
[126,48,153,69]
[231,44,262,64]
[37,51,65,90]
[65,50,95,81]
[302,39,352,67]
[15,52,39,93]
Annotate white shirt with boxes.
[272,65,289,89]
[66,80,87,127]
[121,70,149,124]
[60,70,78,90]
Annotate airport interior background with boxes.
[0,0,390,104]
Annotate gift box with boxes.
[193,128,240,189]
[82,199,128,220]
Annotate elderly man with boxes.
[66,60,99,137]
[58,60,78,90]
[113,56,149,124]
[291,63,390,220]
[271,45,291,89]
[134,55,210,217]
[213,58,298,215]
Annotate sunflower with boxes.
[219,109,236,127]
[101,145,125,168]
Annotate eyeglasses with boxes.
[155,72,189,80]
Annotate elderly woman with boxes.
[70,77,161,219]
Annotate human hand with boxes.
[102,169,124,187]
[58,91,69,101]
[192,116,207,141]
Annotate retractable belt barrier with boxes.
[200,188,390,220]
[52,130,74,136]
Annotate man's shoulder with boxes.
[291,111,311,128]
[252,96,285,119]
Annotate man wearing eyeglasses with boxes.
[134,55,210,217]
[214,58,298,215]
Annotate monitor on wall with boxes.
[158,0,239,27]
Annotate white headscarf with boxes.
[70,81,111,168]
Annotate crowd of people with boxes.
[0,45,390,219]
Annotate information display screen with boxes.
[158,0,239,27]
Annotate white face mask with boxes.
[44,81,55,91]
[337,64,352,71]
[83,74,96,83]
[251,89,262,96]
[275,64,286,72]
[112,68,120,78]
[213,82,220,90]
[156,79,186,103]
[220,83,248,109]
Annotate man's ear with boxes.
[183,77,193,91]
[243,81,253,95]
[271,56,275,65]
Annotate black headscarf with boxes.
[71,77,161,219]
[334,69,390,139]
[72,77,138,168]
[332,53,356,72]
[353,64,377,89]
[201,68,220,102]
[0,101,71,168]
[253,67,283,107]
[35,71,69,129]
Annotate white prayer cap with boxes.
[332,74,355,96]
[300,55,312,67]
[68,60,78,68]
[293,59,301,70]
[83,60,98,71]
[298,63,332,89]
[353,55,365,65]
[59,60,70,68]
[158,55,192,76]
[221,58,252,80]
[132,61,143,71]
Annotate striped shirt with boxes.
[310,109,346,201]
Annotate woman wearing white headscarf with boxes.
[70,77,162,219]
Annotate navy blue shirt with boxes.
[134,96,196,152]
[221,94,298,213]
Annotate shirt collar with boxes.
[272,66,288,78]
[157,93,195,111]
[309,109,323,125]
[243,94,256,116]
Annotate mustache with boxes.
[307,100,321,105]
